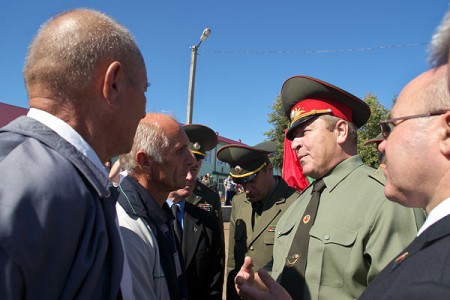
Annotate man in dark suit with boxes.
[217,141,300,300]
[358,64,450,299]
[184,124,225,252]
[167,124,225,300]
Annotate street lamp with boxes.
[186,28,212,124]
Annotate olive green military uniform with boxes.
[226,176,300,299]
[271,156,424,300]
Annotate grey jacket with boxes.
[0,116,123,299]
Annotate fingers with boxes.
[241,256,254,273]
[258,269,292,299]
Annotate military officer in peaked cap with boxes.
[234,76,423,300]
[183,124,225,246]
[217,141,300,300]
[167,123,225,299]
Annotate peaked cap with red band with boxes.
[281,75,371,140]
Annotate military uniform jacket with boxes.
[359,213,450,300]
[0,117,123,299]
[271,156,423,300]
[182,202,225,300]
[226,176,300,299]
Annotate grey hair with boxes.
[120,121,170,174]
[23,8,143,102]
[429,10,450,67]
[319,114,358,146]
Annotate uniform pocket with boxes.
[308,224,357,287]
[263,230,275,245]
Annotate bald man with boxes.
[0,8,148,299]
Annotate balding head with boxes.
[398,64,449,114]
[23,9,148,162]
[380,64,450,212]
[121,113,185,173]
[120,113,196,203]
[24,8,144,103]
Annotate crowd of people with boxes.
[1,6,450,300]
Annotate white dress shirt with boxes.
[417,197,450,236]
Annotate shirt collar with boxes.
[27,108,107,177]
[417,198,450,236]
[166,199,186,214]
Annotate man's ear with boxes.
[439,112,450,156]
[102,61,123,108]
[335,119,349,144]
[136,151,152,174]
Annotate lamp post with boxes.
[186,28,211,124]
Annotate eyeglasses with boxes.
[379,110,449,139]
[233,171,260,185]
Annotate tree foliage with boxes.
[265,95,289,169]
[357,93,390,168]
[265,93,392,170]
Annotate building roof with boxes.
[0,102,28,128]
[217,135,245,145]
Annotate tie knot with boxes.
[312,179,326,193]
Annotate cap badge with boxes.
[193,142,201,150]
[290,107,305,122]
[235,165,243,174]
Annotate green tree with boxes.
[265,95,289,169]
[357,93,390,168]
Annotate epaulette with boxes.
[368,167,386,186]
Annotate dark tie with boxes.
[279,179,326,299]
[171,204,183,246]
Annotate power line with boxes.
[202,42,429,55]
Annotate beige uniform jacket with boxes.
[271,156,424,300]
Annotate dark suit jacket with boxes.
[0,116,123,299]
[183,201,225,300]
[359,213,450,300]
[187,180,225,247]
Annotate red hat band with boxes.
[289,98,353,126]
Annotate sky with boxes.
[1,1,449,146]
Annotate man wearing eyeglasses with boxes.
[358,64,450,299]
[217,141,300,300]
[233,76,423,300]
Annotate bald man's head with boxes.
[24,8,144,103]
